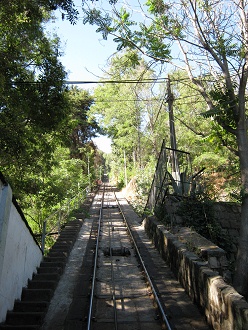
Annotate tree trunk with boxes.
[233,127,248,299]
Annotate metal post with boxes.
[41,220,46,253]
[78,183,81,207]
[88,156,91,192]
[68,201,70,218]
[167,76,176,152]
[58,210,61,235]
[124,150,128,187]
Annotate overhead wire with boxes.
[94,98,164,103]
[10,74,222,86]
[11,77,167,85]
[93,93,204,103]
[11,75,239,117]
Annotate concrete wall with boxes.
[0,180,3,202]
[144,216,248,330]
[0,179,43,322]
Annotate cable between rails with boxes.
[107,191,118,330]
[114,192,173,330]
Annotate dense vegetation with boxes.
[91,50,239,203]
[0,1,103,240]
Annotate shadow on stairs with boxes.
[0,195,94,330]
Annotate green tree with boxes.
[0,0,103,223]
[67,87,101,159]
[0,0,73,181]
[83,0,248,298]
[91,50,168,185]
[170,71,239,199]
[22,146,87,233]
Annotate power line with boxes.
[94,98,163,103]
[93,93,203,103]
[10,75,226,86]
[66,78,167,84]
[11,78,168,85]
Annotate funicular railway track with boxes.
[0,183,209,329]
[85,184,172,330]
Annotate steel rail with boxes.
[114,192,173,330]
[87,185,105,330]
[106,191,118,330]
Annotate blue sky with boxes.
[45,1,118,152]
[45,1,160,154]
[46,2,118,82]
[46,0,148,82]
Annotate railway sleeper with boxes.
[103,246,131,257]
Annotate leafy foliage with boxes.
[67,87,101,158]
[90,50,170,187]
[82,4,172,61]
[0,0,71,175]
[146,0,170,15]
[0,1,104,239]
[22,146,88,233]
[203,83,239,131]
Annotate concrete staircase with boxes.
[0,219,83,330]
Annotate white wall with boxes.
[0,183,43,322]
[0,180,3,201]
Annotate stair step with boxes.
[32,273,60,282]
[37,267,62,274]
[54,240,74,245]
[64,224,81,228]
[52,241,73,246]
[55,246,73,251]
[14,301,48,313]
[59,230,77,234]
[5,312,44,325]
[21,289,53,302]
[40,261,64,269]
[57,235,77,240]
[46,251,68,258]
[0,219,86,329]
[0,325,39,329]
[50,245,72,252]
[60,229,80,234]
[28,280,57,290]
[43,256,67,263]
[62,228,79,231]
[57,233,77,237]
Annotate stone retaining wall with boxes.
[144,216,248,330]
[212,203,240,262]
[163,197,241,263]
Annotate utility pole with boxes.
[167,76,180,185]
[167,76,176,151]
